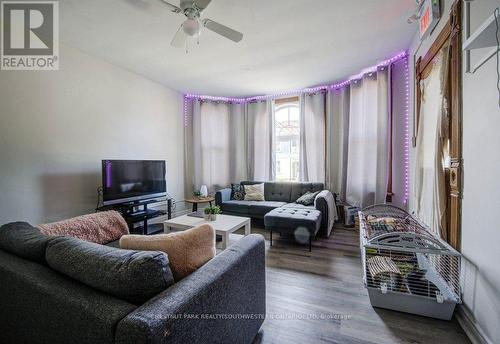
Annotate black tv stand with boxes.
[97,198,172,235]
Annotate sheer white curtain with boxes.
[326,88,350,200]
[185,99,248,194]
[247,100,275,181]
[299,92,326,182]
[194,100,230,193]
[346,70,389,208]
[228,103,248,183]
[413,49,449,239]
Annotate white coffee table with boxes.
[163,214,251,249]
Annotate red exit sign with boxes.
[419,0,441,39]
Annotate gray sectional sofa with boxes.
[215,181,336,239]
[0,222,266,344]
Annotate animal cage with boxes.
[359,204,461,320]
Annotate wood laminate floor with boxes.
[239,224,470,344]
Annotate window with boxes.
[275,101,300,182]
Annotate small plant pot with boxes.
[203,213,211,221]
[210,214,217,221]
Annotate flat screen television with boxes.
[102,160,166,205]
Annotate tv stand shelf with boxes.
[97,198,172,235]
[127,209,164,222]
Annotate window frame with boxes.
[274,98,300,182]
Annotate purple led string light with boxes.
[183,51,411,204]
[184,51,408,103]
[183,95,188,127]
[403,55,410,205]
[184,94,247,103]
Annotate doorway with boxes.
[415,1,462,250]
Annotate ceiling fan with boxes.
[159,0,243,48]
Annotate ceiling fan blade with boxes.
[194,0,212,10]
[171,25,187,47]
[159,0,182,13]
[202,19,243,43]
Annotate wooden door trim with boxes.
[414,1,462,250]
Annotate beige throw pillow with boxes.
[244,183,265,201]
[119,224,215,281]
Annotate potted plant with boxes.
[193,190,202,199]
[210,205,221,221]
[203,207,211,220]
[204,205,221,221]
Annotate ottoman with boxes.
[264,208,322,251]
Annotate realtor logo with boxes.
[1,1,59,70]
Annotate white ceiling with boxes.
[61,0,417,97]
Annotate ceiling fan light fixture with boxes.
[182,19,200,36]
[162,0,243,48]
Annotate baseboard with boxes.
[455,305,492,344]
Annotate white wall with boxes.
[410,1,500,343]
[0,44,185,225]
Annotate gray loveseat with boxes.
[0,222,266,344]
[215,181,336,238]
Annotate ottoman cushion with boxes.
[264,208,321,235]
[248,201,288,217]
[281,203,315,211]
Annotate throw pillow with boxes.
[244,183,265,201]
[296,191,320,206]
[230,183,245,200]
[46,236,174,304]
[120,224,216,281]
[0,222,52,264]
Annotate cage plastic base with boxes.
[367,288,457,320]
